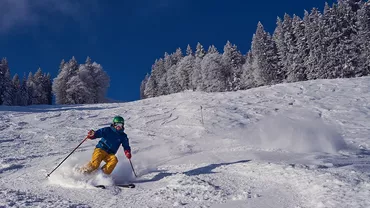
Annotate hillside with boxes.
[1,77,370,208]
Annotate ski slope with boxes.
[1,77,370,208]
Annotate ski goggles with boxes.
[114,123,124,127]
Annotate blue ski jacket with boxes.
[91,125,131,155]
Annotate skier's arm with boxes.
[87,128,104,139]
[94,128,104,138]
[122,135,132,159]
[122,136,131,151]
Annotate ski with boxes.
[95,183,135,189]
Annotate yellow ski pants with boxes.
[84,148,118,175]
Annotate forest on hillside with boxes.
[141,0,369,99]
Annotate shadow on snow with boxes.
[134,160,251,184]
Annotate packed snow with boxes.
[1,77,370,208]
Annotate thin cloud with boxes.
[0,0,98,33]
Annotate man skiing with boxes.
[80,116,132,175]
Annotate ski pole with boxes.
[129,159,137,178]
[46,136,88,178]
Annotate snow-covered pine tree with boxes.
[304,8,325,80]
[19,74,29,106]
[89,61,110,103]
[64,57,81,104]
[207,45,218,54]
[144,59,163,98]
[186,44,193,56]
[53,59,70,104]
[221,41,245,91]
[273,17,285,81]
[26,72,34,105]
[176,45,194,91]
[191,42,206,91]
[286,15,308,82]
[78,57,96,104]
[0,58,9,105]
[320,3,341,79]
[167,48,183,94]
[144,75,156,98]
[273,14,293,82]
[58,59,65,73]
[240,51,255,90]
[335,0,363,78]
[157,52,171,95]
[201,51,225,92]
[30,68,47,105]
[2,66,13,106]
[66,75,90,104]
[140,73,149,99]
[357,1,370,76]
[43,73,53,105]
[251,22,280,86]
[12,74,21,106]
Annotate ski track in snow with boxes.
[1,77,370,207]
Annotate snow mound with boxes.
[246,110,347,153]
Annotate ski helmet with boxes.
[113,116,125,124]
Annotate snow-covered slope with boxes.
[1,77,370,208]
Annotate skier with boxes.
[80,116,132,175]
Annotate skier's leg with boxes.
[81,148,108,174]
[101,154,118,175]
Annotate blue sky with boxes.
[0,0,335,102]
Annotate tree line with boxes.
[0,56,109,106]
[0,58,52,106]
[141,0,369,99]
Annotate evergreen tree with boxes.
[53,58,76,104]
[42,73,53,105]
[30,68,46,105]
[2,66,13,106]
[207,45,218,54]
[12,74,21,106]
[176,47,194,91]
[26,72,34,105]
[157,52,171,95]
[191,42,206,90]
[357,1,370,76]
[336,0,362,77]
[186,44,193,56]
[140,73,149,99]
[167,48,183,94]
[145,59,164,98]
[89,61,110,103]
[19,74,29,106]
[144,75,156,98]
[78,57,96,103]
[64,57,80,104]
[305,8,325,80]
[251,22,280,86]
[273,14,293,82]
[221,41,245,91]
[240,51,255,90]
[273,17,286,81]
[286,15,308,82]
[201,52,225,92]
[0,58,9,105]
[66,74,90,104]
